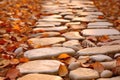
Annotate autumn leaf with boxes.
[58,53,71,60]
[19,57,29,63]
[116,57,120,67]
[98,35,110,42]
[0,59,10,69]
[10,59,20,65]
[91,62,104,73]
[0,39,6,45]
[5,67,21,80]
[58,64,68,77]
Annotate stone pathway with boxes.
[17,0,120,80]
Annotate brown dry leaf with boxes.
[91,62,104,73]
[58,64,68,77]
[58,53,71,60]
[98,15,105,19]
[80,63,90,68]
[5,67,21,80]
[0,60,10,69]
[98,35,110,42]
[19,57,29,63]
[10,59,19,65]
[116,57,120,67]
[77,57,90,64]
[61,57,76,65]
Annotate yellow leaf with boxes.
[58,53,71,59]
[58,64,68,76]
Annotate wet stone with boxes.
[28,37,66,48]
[24,47,75,60]
[77,45,120,56]
[69,68,99,80]
[17,74,63,80]
[62,31,85,40]
[17,60,64,74]
[33,26,68,32]
[90,55,112,62]
[81,29,120,36]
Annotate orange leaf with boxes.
[19,57,29,63]
[98,15,105,19]
[91,62,104,73]
[98,35,110,42]
[5,68,20,80]
[116,57,120,67]
[58,53,71,59]
[10,59,19,65]
[58,64,68,76]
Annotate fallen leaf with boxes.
[61,57,76,65]
[5,67,21,80]
[77,57,90,64]
[91,62,104,73]
[58,64,68,77]
[10,59,19,65]
[116,57,120,67]
[98,35,110,42]
[98,15,105,19]
[0,59,10,69]
[58,53,71,60]
[19,57,29,63]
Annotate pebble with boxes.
[17,74,63,80]
[68,62,80,70]
[33,26,68,32]
[80,12,104,16]
[88,22,113,26]
[101,61,116,69]
[81,29,120,36]
[27,37,66,48]
[63,40,82,50]
[68,24,86,30]
[114,53,120,58]
[97,76,120,80]
[77,45,120,56]
[100,70,113,78]
[90,55,113,62]
[109,35,120,40]
[69,68,99,80]
[24,47,75,60]
[82,39,96,48]
[17,60,64,74]
[62,31,85,40]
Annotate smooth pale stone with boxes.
[69,68,99,80]
[28,37,66,48]
[109,35,120,40]
[17,74,63,80]
[41,18,70,23]
[52,44,63,47]
[64,15,74,20]
[66,22,80,26]
[77,45,120,56]
[88,22,113,26]
[63,40,81,50]
[30,32,61,37]
[62,31,85,40]
[97,76,120,80]
[97,40,120,46]
[17,60,64,74]
[33,26,67,32]
[114,53,120,58]
[42,15,62,19]
[81,29,120,36]
[88,25,109,29]
[101,61,116,69]
[24,47,75,59]
[68,24,86,30]
[100,70,113,78]
[68,62,80,70]
[72,17,105,22]
[35,22,61,27]
[80,12,103,16]
[90,55,113,62]
[60,12,73,16]
[83,7,98,12]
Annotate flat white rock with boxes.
[69,68,99,80]
[88,22,113,26]
[17,60,64,74]
[97,76,120,80]
[33,26,68,32]
[17,74,63,80]
[81,29,120,36]
[77,45,120,56]
[28,37,65,48]
[90,55,113,62]
[24,47,75,59]
[62,31,85,40]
